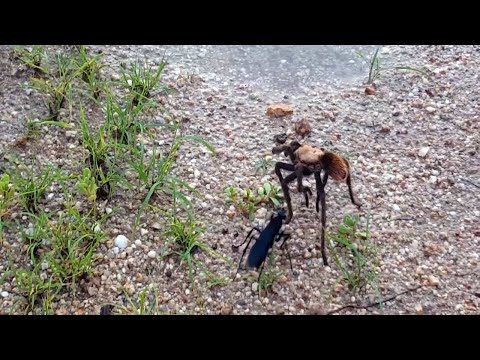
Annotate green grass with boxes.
[120,287,162,315]
[254,157,273,175]
[357,47,432,85]
[10,163,57,213]
[13,46,49,74]
[257,253,281,298]
[4,46,217,315]
[75,45,105,100]
[327,211,379,294]
[120,58,174,107]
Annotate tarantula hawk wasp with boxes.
[232,208,293,285]
[272,140,362,266]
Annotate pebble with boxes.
[147,250,157,258]
[152,223,161,230]
[428,275,440,286]
[392,204,401,212]
[1,291,9,298]
[140,228,148,236]
[425,106,436,113]
[252,282,259,292]
[114,235,129,249]
[418,147,430,157]
[135,240,142,246]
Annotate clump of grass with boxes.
[0,174,15,243]
[13,46,49,74]
[75,45,105,100]
[25,118,71,140]
[10,183,108,314]
[134,123,215,229]
[120,287,161,315]
[11,163,57,213]
[327,211,379,294]
[79,107,122,200]
[224,182,283,221]
[357,47,432,85]
[254,157,273,175]
[257,253,281,298]
[120,59,173,106]
[27,52,78,121]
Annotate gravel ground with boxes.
[0,45,479,315]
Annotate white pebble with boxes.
[148,250,157,258]
[194,169,201,178]
[1,291,9,298]
[114,235,129,249]
[252,282,259,292]
[425,106,436,113]
[135,240,142,246]
[113,247,119,255]
[94,224,102,233]
[418,147,430,157]
[105,207,113,215]
[140,228,148,236]
[392,204,401,212]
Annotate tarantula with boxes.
[272,140,362,265]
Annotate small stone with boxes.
[266,103,294,117]
[418,147,430,157]
[252,282,259,292]
[113,247,119,255]
[425,106,436,113]
[415,304,424,314]
[152,223,161,230]
[194,169,201,178]
[25,88,33,96]
[41,261,49,270]
[365,86,376,95]
[392,204,401,212]
[140,228,148,236]
[303,249,312,259]
[220,305,233,315]
[147,250,157,258]
[114,235,129,249]
[1,291,9,298]
[428,275,440,286]
[135,240,142,246]
[93,224,102,233]
[111,73,120,81]
[185,289,190,295]
[105,207,113,215]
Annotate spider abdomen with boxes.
[323,152,350,182]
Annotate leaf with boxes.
[263,182,271,193]
[258,187,264,196]
[271,197,280,207]
[344,215,356,227]
[338,225,352,235]
[357,231,368,239]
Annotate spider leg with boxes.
[346,172,362,209]
[295,165,313,208]
[275,162,298,224]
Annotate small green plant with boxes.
[0,174,15,243]
[76,168,98,215]
[79,107,121,199]
[134,126,215,229]
[121,287,161,315]
[120,59,172,106]
[257,252,281,298]
[254,157,273,175]
[357,47,432,85]
[75,45,105,100]
[25,118,71,139]
[13,46,49,74]
[12,164,56,213]
[327,212,379,294]
[224,182,283,221]
[158,187,229,288]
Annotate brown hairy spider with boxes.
[272,140,362,266]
